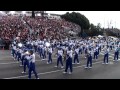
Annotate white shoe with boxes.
[31,71,33,73]
[106,63,108,64]
[47,62,49,64]
[85,67,88,69]
[113,60,115,61]
[36,78,39,79]
[77,63,80,64]
[72,63,75,64]
[20,65,23,67]
[21,71,26,74]
[54,66,58,68]
[68,72,72,74]
[61,66,64,68]
[89,67,92,69]
[42,59,46,61]
[63,72,67,74]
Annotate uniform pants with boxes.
[28,62,38,79]
[114,51,119,60]
[74,54,79,63]
[57,56,63,66]
[87,56,92,67]
[104,53,109,63]
[65,57,72,72]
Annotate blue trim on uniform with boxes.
[28,62,38,79]
[74,53,79,63]
[114,51,119,60]
[57,55,63,66]
[104,53,109,63]
[65,57,73,73]
[48,52,52,63]
[86,55,92,67]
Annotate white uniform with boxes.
[104,48,109,54]
[25,55,31,61]
[75,48,79,54]
[30,54,35,63]
[58,50,63,56]
[115,47,118,52]
[67,50,73,58]
[48,47,52,53]
[35,41,38,46]
[13,46,16,50]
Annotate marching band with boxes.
[10,37,120,79]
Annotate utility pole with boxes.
[32,11,35,18]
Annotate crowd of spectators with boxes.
[0,16,29,42]
[0,15,81,49]
[23,16,80,40]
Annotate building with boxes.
[48,13,61,20]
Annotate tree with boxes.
[96,23,101,31]
[85,23,103,37]
[106,30,116,36]
[61,12,90,37]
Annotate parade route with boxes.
[0,49,120,79]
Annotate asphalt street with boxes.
[0,49,120,79]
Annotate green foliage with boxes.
[85,23,104,36]
[61,12,105,37]
[106,30,117,36]
[61,12,90,30]
[61,12,91,38]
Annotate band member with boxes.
[63,47,73,74]
[47,46,53,64]
[21,51,30,74]
[20,48,25,66]
[114,45,119,61]
[73,46,80,64]
[99,43,102,52]
[42,46,46,59]
[12,44,16,59]
[110,42,113,50]
[102,46,109,64]
[38,44,42,58]
[93,46,98,60]
[34,41,38,53]
[85,49,93,69]
[28,50,39,79]
[63,46,67,61]
[55,48,64,68]
[17,48,22,62]
[79,44,83,54]
[16,47,19,61]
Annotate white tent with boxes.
[98,35,103,38]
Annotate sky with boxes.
[46,11,120,29]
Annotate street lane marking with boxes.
[3,61,103,79]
